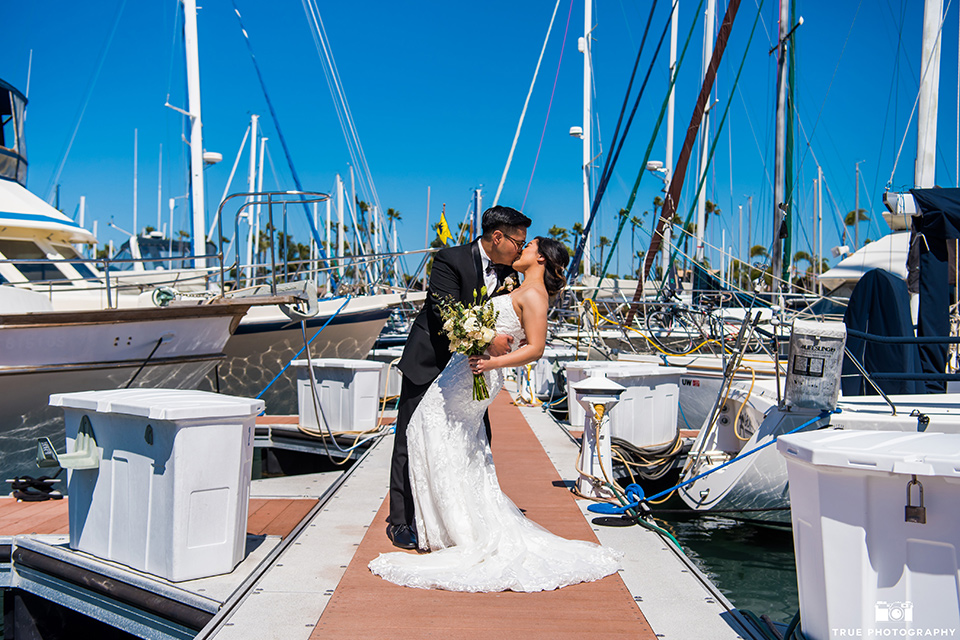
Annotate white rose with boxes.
[482,328,496,342]
[443,318,454,332]
[463,317,478,332]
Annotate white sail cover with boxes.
[0,179,96,244]
[817,231,909,291]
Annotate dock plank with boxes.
[248,499,317,536]
[312,391,656,639]
[0,497,316,539]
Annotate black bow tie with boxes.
[485,263,498,277]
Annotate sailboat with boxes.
[675,0,960,524]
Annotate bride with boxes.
[369,237,622,592]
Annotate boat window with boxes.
[0,88,16,151]
[53,244,98,281]
[137,237,216,270]
[0,83,27,184]
[107,242,135,271]
[0,239,67,282]
[0,110,12,150]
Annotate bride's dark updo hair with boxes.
[536,237,570,296]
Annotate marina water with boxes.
[664,514,799,622]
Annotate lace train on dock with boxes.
[369,295,622,592]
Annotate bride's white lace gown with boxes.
[369,294,622,592]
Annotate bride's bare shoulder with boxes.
[513,285,548,310]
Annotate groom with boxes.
[387,205,532,549]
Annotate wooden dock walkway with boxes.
[313,392,655,639]
[0,387,752,639]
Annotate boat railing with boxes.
[844,328,960,381]
[218,190,437,298]
[0,253,223,308]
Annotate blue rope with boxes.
[589,408,837,514]
[255,296,352,400]
[677,402,693,430]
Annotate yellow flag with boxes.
[436,210,453,245]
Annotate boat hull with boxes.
[0,304,248,484]
[203,300,393,414]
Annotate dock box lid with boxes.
[563,361,687,376]
[49,389,265,420]
[289,358,384,371]
[777,429,960,477]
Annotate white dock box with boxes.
[368,348,404,398]
[778,430,960,640]
[49,389,264,582]
[518,346,579,399]
[565,362,684,447]
[291,358,384,431]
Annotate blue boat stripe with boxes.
[0,211,84,229]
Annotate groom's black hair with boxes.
[481,206,531,238]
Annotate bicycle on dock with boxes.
[644,292,762,356]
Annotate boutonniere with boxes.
[496,274,519,294]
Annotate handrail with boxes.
[843,346,897,415]
[218,190,329,295]
[846,328,960,345]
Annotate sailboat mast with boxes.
[245,114,258,277]
[817,164,823,297]
[581,0,593,278]
[695,0,716,264]
[662,1,679,281]
[183,0,207,269]
[771,0,790,297]
[916,0,943,188]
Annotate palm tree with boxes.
[571,222,584,253]
[682,222,696,270]
[749,244,770,288]
[844,208,868,247]
[630,215,643,273]
[703,200,721,236]
[548,225,569,243]
[596,236,611,276]
[792,250,813,290]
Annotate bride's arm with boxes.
[471,289,547,373]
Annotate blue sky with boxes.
[7,1,960,279]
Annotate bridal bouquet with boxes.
[439,289,499,400]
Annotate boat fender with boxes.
[281,281,320,321]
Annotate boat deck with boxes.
[0,386,753,639]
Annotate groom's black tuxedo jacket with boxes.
[398,240,517,386]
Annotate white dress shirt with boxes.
[477,243,497,293]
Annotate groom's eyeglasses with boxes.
[502,234,527,252]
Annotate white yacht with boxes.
[0,77,259,481]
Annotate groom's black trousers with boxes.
[388,373,493,527]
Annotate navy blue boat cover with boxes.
[842,268,924,396]
[911,188,960,392]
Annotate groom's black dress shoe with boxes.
[386,523,417,550]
